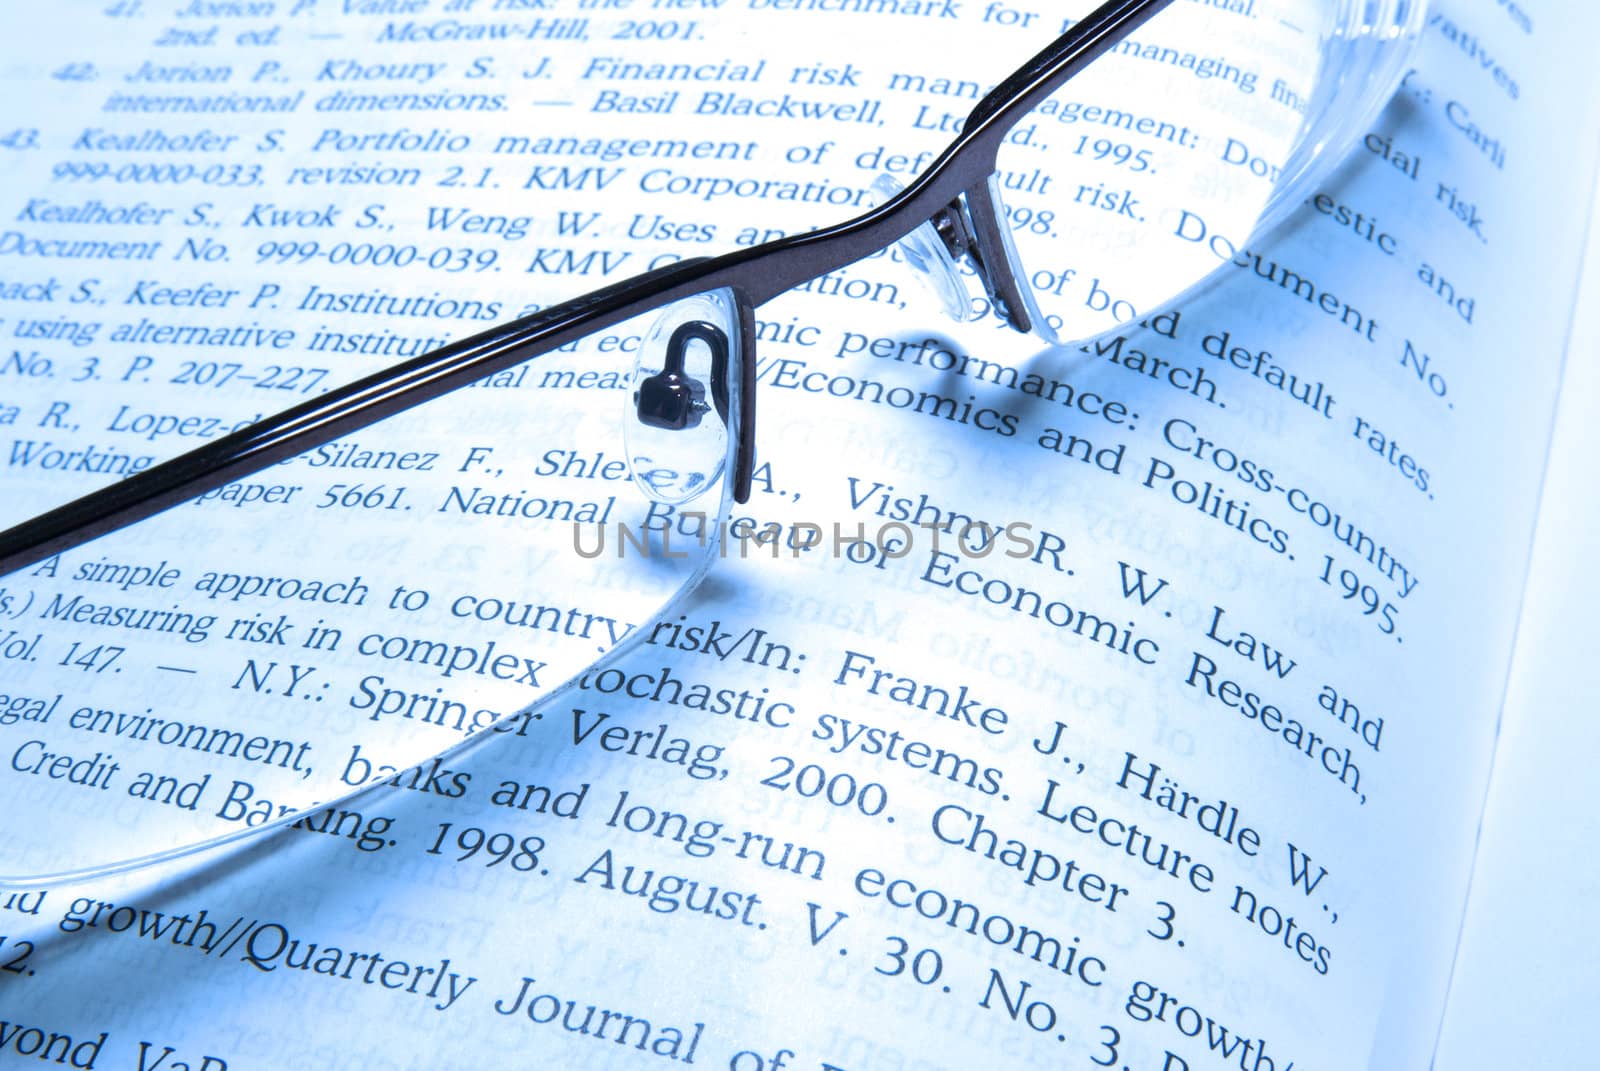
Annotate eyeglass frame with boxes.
[0,0,1175,577]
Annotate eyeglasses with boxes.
[0,0,1422,883]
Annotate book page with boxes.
[0,1,1594,1069]
[1430,160,1600,1068]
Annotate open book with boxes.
[0,1,1593,1067]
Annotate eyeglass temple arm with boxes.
[967,0,1175,133]
[0,258,725,578]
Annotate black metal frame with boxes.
[0,0,1171,577]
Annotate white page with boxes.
[0,2,1595,1068]
[1430,151,1600,1069]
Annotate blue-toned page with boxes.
[0,2,1591,1069]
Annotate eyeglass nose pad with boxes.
[869,174,975,323]
[626,291,741,507]
[970,174,1056,344]
[634,321,723,432]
